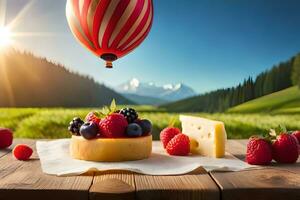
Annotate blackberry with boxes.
[119,108,138,123]
[68,117,84,136]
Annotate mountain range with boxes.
[0,48,298,111]
[116,78,196,105]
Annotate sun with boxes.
[0,26,12,48]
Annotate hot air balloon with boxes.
[66,0,153,68]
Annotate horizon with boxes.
[1,45,296,97]
[1,0,300,93]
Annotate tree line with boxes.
[0,49,133,107]
[292,54,300,87]
[163,54,299,112]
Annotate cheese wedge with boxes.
[180,115,227,158]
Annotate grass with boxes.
[228,86,300,114]
[1,107,300,140]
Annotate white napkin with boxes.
[36,139,253,176]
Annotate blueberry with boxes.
[79,122,98,139]
[137,119,152,135]
[126,123,142,137]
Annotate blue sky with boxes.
[3,0,300,93]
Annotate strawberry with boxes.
[0,128,13,149]
[160,127,181,148]
[166,133,190,156]
[272,133,299,163]
[13,144,33,161]
[99,113,128,138]
[85,111,101,124]
[246,136,272,165]
[292,131,300,154]
[292,130,300,144]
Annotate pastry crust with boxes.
[70,135,152,162]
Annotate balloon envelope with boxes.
[66,0,153,68]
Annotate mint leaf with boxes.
[100,106,110,116]
[97,99,118,118]
[110,99,117,113]
[269,129,276,137]
[268,124,287,139]
[275,124,287,134]
[93,111,100,118]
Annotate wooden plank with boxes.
[90,171,135,200]
[0,140,36,180]
[134,141,220,200]
[210,139,300,200]
[0,139,33,158]
[0,139,94,200]
[225,139,247,160]
[134,169,219,200]
[212,168,300,200]
[89,142,219,200]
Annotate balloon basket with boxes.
[105,61,113,68]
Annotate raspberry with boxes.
[160,127,181,148]
[85,112,101,124]
[0,128,13,149]
[272,133,299,163]
[99,113,128,138]
[13,144,33,161]
[246,137,272,165]
[166,134,190,156]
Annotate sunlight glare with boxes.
[0,26,11,48]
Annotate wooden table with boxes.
[0,139,299,200]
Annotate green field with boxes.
[228,86,300,114]
[1,107,299,140]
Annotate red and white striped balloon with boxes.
[66,0,153,68]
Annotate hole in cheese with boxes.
[190,138,199,149]
[194,140,199,148]
[207,132,211,138]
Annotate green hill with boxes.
[161,54,297,113]
[0,49,133,107]
[228,86,300,114]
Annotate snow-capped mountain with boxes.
[116,78,196,102]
